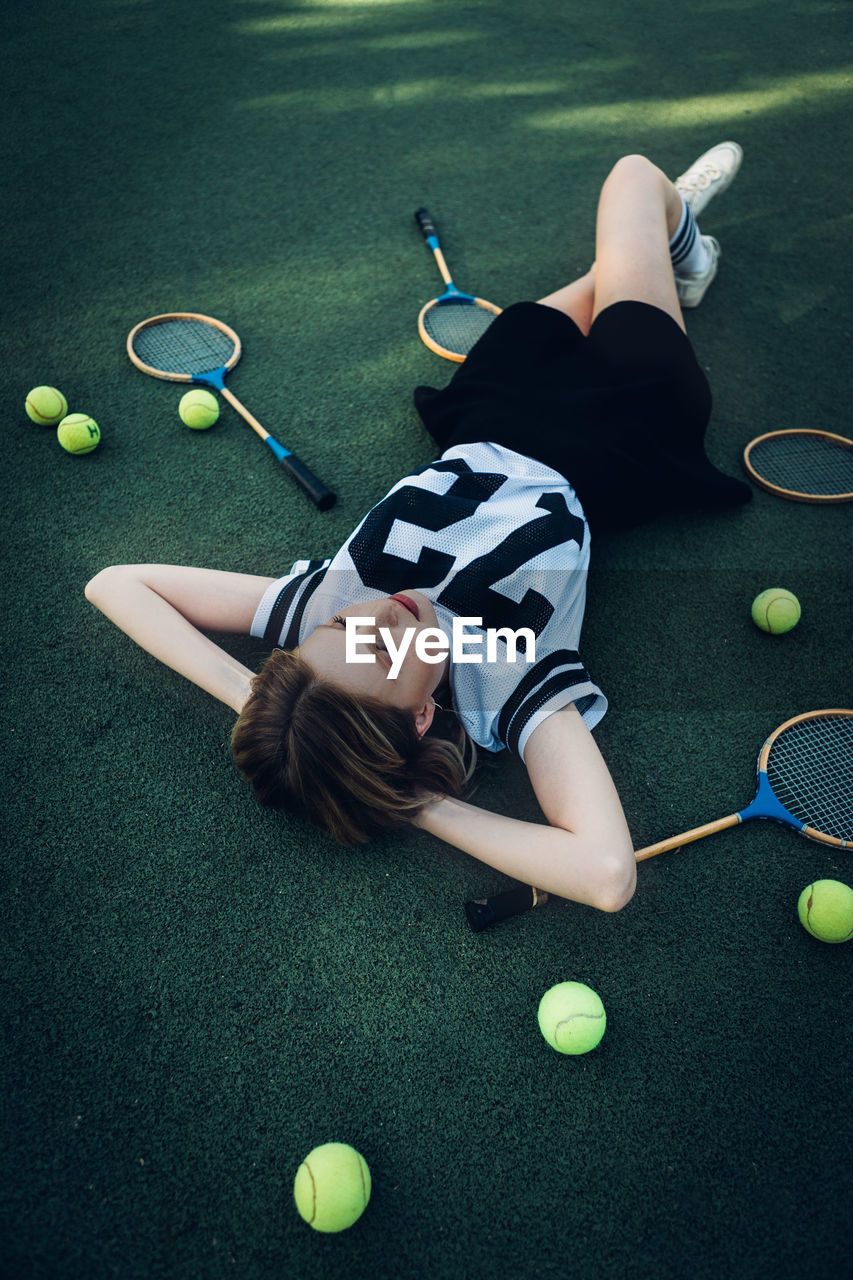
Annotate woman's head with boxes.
[230,597,475,843]
[296,590,449,725]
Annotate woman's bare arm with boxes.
[85,565,276,713]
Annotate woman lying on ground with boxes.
[86,142,750,914]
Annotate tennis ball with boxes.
[751,588,801,634]
[179,388,219,429]
[57,413,100,455]
[798,879,853,943]
[293,1142,371,1233]
[26,385,68,425]
[537,981,606,1055]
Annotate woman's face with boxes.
[296,590,449,733]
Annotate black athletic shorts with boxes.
[413,300,752,532]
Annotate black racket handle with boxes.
[274,446,336,510]
[415,207,439,242]
[464,884,549,932]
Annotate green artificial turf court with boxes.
[3,0,852,1276]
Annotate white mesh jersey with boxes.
[251,442,607,758]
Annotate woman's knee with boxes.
[604,153,663,192]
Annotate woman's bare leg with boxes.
[538,267,597,336]
[537,153,685,335]
[592,153,686,330]
[536,149,726,335]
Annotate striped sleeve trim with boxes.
[260,560,329,647]
[497,650,592,755]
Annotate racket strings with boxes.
[767,714,853,840]
[422,300,497,355]
[748,434,853,496]
[132,318,236,376]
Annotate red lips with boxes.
[390,594,419,621]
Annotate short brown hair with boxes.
[230,649,476,844]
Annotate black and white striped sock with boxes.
[669,194,710,275]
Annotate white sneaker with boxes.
[675,142,743,217]
[675,235,720,308]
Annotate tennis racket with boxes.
[465,709,853,931]
[127,312,336,510]
[743,429,853,503]
[414,208,501,362]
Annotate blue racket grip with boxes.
[415,207,440,248]
[264,437,336,511]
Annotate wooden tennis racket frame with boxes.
[743,428,853,503]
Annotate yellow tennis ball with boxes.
[537,980,606,1055]
[57,413,100,455]
[798,879,853,943]
[26,385,68,425]
[293,1142,371,1233]
[751,588,801,634]
[179,389,219,429]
